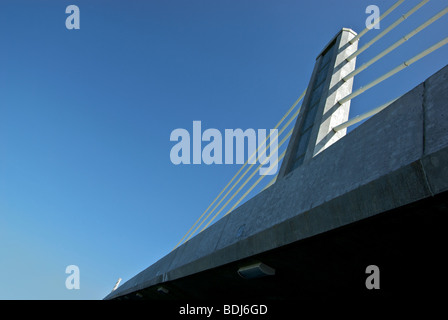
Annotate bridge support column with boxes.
[279,28,358,176]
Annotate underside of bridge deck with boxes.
[113,191,448,301]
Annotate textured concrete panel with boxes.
[167,212,229,272]
[422,147,448,195]
[214,187,271,251]
[424,65,448,155]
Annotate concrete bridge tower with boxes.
[279,28,358,176]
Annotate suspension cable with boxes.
[349,0,406,44]
[344,6,448,82]
[339,36,448,106]
[347,0,430,62]
[173,89,306,249]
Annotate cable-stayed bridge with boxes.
[105,0,448,300]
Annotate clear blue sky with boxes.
[0,0,447,299]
